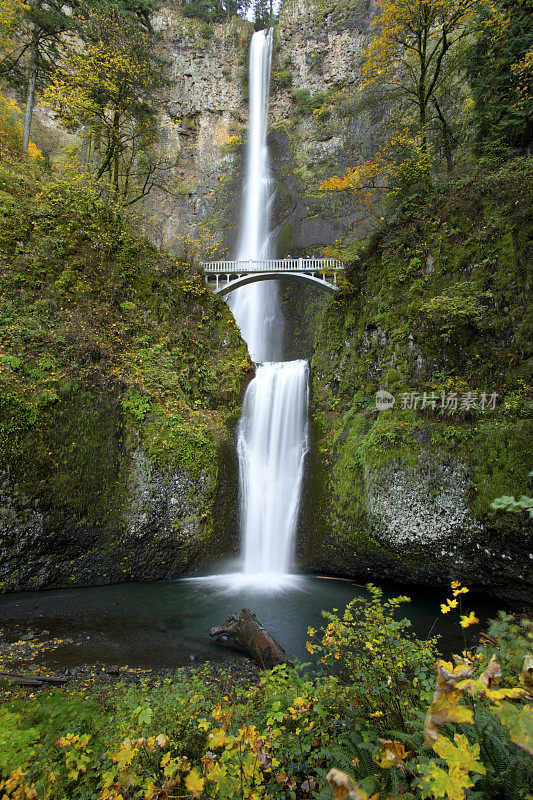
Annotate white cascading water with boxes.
[228,30,309,584]
[228,29,282,363]
[238,360,309,576]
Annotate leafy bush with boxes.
[292,89,328,116]
[272,69,292,90]
[419,281,493,340]
[307,585,439,731]
[200,21,214,39]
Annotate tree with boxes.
[0,0,77,151]
[320,0,508,217]
[42,6,169,202]
[252,0,272,30]
[180,0,252,23]
[361,0,504,159]
[0,0,157,153]
[467,0,533,151]
[0,0,25,57]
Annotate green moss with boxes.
[0,158,250,557]
[311,158,533,580]
[468,420,533,518]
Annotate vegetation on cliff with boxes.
[0,113,249,588]
[0,157,249,472]
[310,157,532,600]
[287,0,533,600]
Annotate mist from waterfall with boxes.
[227,30,309,585]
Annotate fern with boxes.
[474,706,533,800]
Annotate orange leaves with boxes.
[319,115,432,217]
[374,739,408,769]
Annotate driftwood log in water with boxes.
[0,671,69,687]
[209,608,289,669]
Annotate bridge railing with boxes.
[200,258,343,273]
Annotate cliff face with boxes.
[306,161,533,605]
[268,0,382,251]
[9,5,532,603]
[142,1,383,255]
[139,9,252,251]
[135,0,386,255]
[0,165,250,592]
[29,3,381,256]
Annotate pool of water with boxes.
[0,575,501,669]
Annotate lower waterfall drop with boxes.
[238,361,309,579]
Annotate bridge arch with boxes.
[211,270,338,297]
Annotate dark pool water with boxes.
[0,574,502,669]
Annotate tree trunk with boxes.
[22,35,38,152]
[433,98,454,173]
[209,609,289,669]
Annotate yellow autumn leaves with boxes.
[440,581,480,627]
[0,94,43,160]
[0,0,25,58]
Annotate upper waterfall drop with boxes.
[235,29,274,263]
[227,29,282,363]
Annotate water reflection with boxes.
[0,576,502,670]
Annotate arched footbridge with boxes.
[200,258,344,296]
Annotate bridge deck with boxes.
[201,258,343,273]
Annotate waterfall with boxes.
[227,30,309,583]
[238,361,309,576]
[228,29,282,363]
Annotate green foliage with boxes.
[272,68,292,90]
[181,0,252,23]
[0,592,532,800]
[200,20,214,38]
[0,152,249,587]
[292,88,328,116]
[0,586,532,800]
[419,282,493,340]
[0,709,39,773]
[477,611,533,676]
[41,6,171,205]
[121,391,153,422]
[311,158,533,560]
[468,0,533,151]
[307,585,439,731]
[491,473,533,518]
